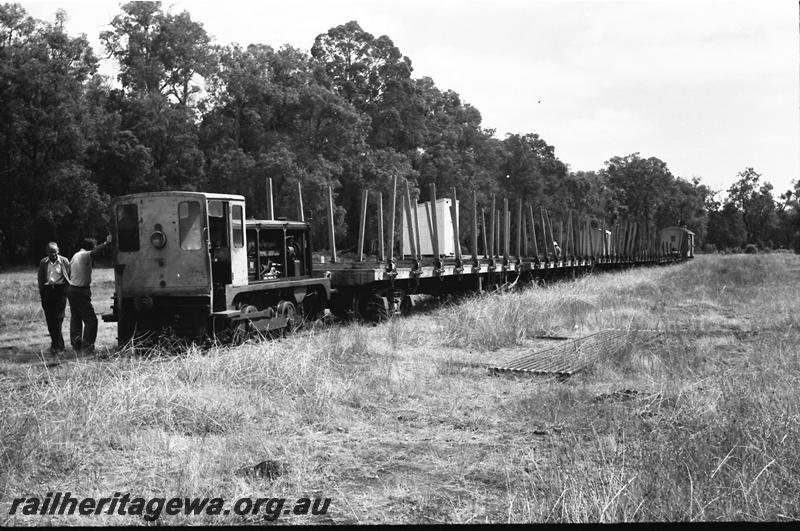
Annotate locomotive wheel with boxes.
[276,300,297,334]
[231,304,258,344]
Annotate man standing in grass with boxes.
[37,242,71,354]
[68,235,111,353]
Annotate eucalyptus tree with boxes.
[0,4,107,262]
[100,1,214,191]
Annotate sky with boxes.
[21,0,800,197]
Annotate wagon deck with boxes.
[315,254,680,286]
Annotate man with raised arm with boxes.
[67,234,111,353]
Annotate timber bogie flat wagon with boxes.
[103,183,693,346]
[314,180,692,323]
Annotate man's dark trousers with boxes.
[41,284,67,351]
[67,285,97,350]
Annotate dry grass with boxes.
[1,255,799,524]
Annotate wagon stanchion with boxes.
[472,191,479,267]
[521,200,528,259]
[451,186,461,261]
[503,198,510,260]
[327,185,337,263]
[471,192,482,290]
[489,194,496,261]
[566,210,573,261]
[581,217,587,260]
[545,209,556,264]
[481,208,489,260]
[529,205,539,262]
[404,180,417,260]
[495,210,501,259]
[296,182,305,222]
[621,221,627,261]
[516,198,523,261]
[413,194,422,262]
[378,192,385,262]
[389,175,398,264]
[429,183,439,258]
[358,188,368,262]
[266,177,274,220]
[399,192,404,260]
[424,202,434,255]
[601,219,607,261]
[539,207,549,263]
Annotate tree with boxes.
[0,4,108,262]
[200,42,371,246]
[501,133,569,212]
[706,202,746,250]
[726,167,777,246]
[311,21,425,153]
[311,21,411,109]
[100,2,211,192]
[101,1,215,106]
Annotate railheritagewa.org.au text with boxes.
[8,492,331,521]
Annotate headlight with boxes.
[150,224,167,249]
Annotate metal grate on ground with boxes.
[487,328,661,377]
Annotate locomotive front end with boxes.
[105,191,246,343]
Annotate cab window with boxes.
[116,204,139,252]
[232,204,244,248]
[285,229,307,276]
[208,200,228,248]
[258,229,283,279]
[178,201,203,250]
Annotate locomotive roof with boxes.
[112,191,246,202]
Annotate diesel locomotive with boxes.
[104,191,329,343]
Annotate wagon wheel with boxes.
[231,304,258,344]
[361,294,390,323]
[301,291,325,325]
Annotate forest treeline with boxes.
[1,2,798,263]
